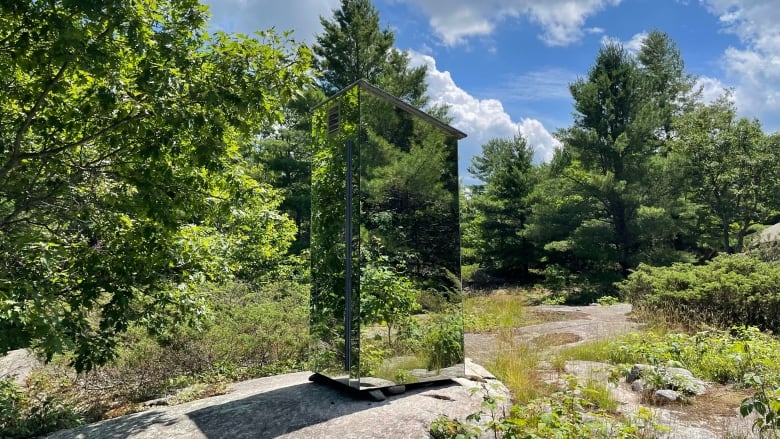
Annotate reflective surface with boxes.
[311,81,464,389]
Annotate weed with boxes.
[464,294,527,332]
[488,332,547,403]
[597,295,620,306]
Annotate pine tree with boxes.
[313,0,427,105]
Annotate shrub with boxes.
[431,379,666,439]
[620,254,780,332]
[596,295,619,306]
[421,312,464,370]
[566,327,780,388]
[0,374,82,439]
[55,277,311,424]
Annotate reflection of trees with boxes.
[310,87,360,372]
[310,82,463,380]
[360,97,460,290]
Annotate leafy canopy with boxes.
[0,0,312,371]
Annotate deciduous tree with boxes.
[0,0,311,370]
[672,96,779,253]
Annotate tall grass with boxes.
[464,294,528,332]
[488,329,550,403]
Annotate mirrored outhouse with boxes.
[310,80,466,394]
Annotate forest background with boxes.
[1,1,779,436]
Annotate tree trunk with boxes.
[722,222,732,253]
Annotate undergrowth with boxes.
[431,378,665,439]
[464,293,528,332]
[1,276,310,437]
[488,330,547,403]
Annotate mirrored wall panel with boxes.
[311,81,465,390]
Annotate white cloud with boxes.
[701,0,780,130]
[408,51,561,182]
[484,68,576,102]
[201,0,339,42]
[396,0,621,47]
[600,32,647,54]
[696,76,730,104]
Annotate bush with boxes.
[0,375,82,439]
[581,327,780,387]
[431,379,665,439]
[63,278,310,423]
[620,254,780,332]
[421,312,464,370]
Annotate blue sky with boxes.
[202,0,780,182]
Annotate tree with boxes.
[467,135,537,278]
[672,96,779,253]
[313,0,456,285]
[556,43,659,275]
[251,87,326,253]
[360,256,419,346]
[313,0,427,105]
[0,0,311,370]
[314,0,394,94]
[637,30,696,142]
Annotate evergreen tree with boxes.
[637,30,696,142]
[559,43,658,274]
[313,0,428,105]
[313,0,394,94]
[468,135,538,278]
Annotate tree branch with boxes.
[1,113,145,179]
[2,23,117,180]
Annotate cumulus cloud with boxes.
[701,0,780,130]
[696,76,730,104]
[395,0,621,47]
[201,0,339,42]
[408,51,561,182]
[600,32,647,54]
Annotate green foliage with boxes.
[521,32,700,291]
[741,374,780,438]
[596,296,620,306]
[554,43,659,275]
[42,276,312,422]
[570,327,780,388]
[360,257,420,346]
[314,0,428,105]
[313,0,394,93]
[430,413,481,439]
[431,379,665,439]
[670,95,780,253]
[621,254,780,332]
[0,375,82,439]
[358,342,388,378]
[0,0,312,371]
[467,135,538,278]
[637,30,697,140]
[422,312,464,371]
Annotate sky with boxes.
[202,0,780,183]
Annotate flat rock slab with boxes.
[47,361,507,439]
